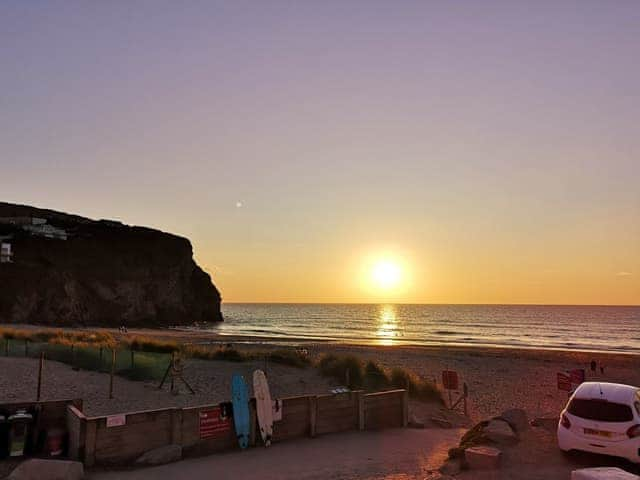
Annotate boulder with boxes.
[438,458,462,476]
[465,445,502,470]
[9,459,84,480]
[484,418,518,444]
[430,416,454,429]
[135,444,182,466]
[571,468,639,480]
[499,408,528,432]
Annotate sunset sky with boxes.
[2,1,638,305]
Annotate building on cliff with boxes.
[0,243,12,263]
[23,222,68,240]
[0,216,68,240]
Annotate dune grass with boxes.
[317,353,443,403]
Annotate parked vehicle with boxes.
[558,382,640,463]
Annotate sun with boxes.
[371,260,402,290]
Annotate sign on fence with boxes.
[442,370,459,390]
[199,406,232,439]
[557,372,572,392]
[106,414,126,428]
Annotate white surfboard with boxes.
[253,369,274,446]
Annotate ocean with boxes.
[211,303,640,354]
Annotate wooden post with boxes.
[402,389,409,427]
[99,347,103,370]
[5,338,8,356]
[170,409,183,445]
[130,349,135,369]
[109,348,116,399]
[356,391,365,431]
[24,339,28,357]
[463,382,468,417]
[72,344,76,368]
[84,419,97,467]
[36,351,44,401]
[309,396,317,438]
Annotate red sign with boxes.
[442,370,459,390]
[557,372,572,392]
[199,407,231,439]
[570,369,585,385]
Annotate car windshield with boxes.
[568,398,634,422]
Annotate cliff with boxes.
[0,202,223,327]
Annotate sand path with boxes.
[89,428,464,480]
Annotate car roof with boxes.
[573,382,639,404]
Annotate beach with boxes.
[2,324,637,423]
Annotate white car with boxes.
[558,382,640,463]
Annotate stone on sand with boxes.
[500,408,528,432]
[465,445,502,470]
[484,418,518,444]
[135,444,182,466]
[438,458,462,476]
[571,468,639,480]
[9,459,84,480]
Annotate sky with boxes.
[1,1,639,305]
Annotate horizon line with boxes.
[222,301,640,308]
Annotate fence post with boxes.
[84,419,97,467]
[402,389,409,427]
[170,409,183,445]
[309,396,317,438]
[36,352,44,401]
[109,349,116,399]
[130,349,135,369]
[356,391,365,431]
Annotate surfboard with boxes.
[253,369,274,446]
[231,374,251,449]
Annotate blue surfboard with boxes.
[231,374,251,449]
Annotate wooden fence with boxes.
[67,389,408,467]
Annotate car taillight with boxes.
[561,414,571,429]
[626,425,640,438]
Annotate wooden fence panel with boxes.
[93,409,172,464]
[364,390,405,430]
[316,393,359,435]
[272,395,311,442]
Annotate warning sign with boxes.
[442,370,459,390]
[199,406,232,439]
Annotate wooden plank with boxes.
[309,396,317,438]
[84,419,97,467]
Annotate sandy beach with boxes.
[3,324,637,423]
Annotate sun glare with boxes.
[371,260,401,290]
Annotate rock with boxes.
[571,467,640,479]
[0,202,223,326]
[465,445,502,470]
[438,458,462,476]
[424,473,454,480]
[9,459,84,480]
[430,416,453,428]
[135,444,182,466]
[499,408,528,432]
[484,418,518,444]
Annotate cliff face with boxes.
[0,202,223,327]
